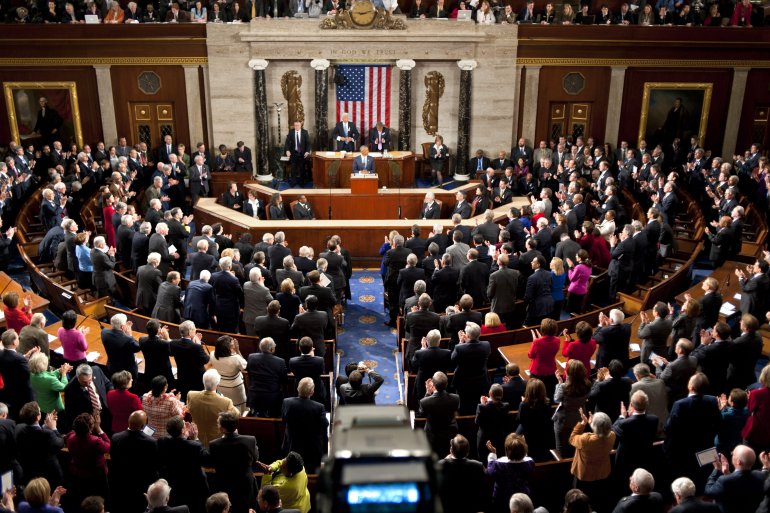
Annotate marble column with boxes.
[603,66,627,147]
[722,67,750,159]
[396,59,416,152]
[183,65,205,149]
[521,65,541,146]
[510,64,523,142]
[311,59,330,150]
[92,65,117,145]
[249,59,271,181]
[454,60,477,181]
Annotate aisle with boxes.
[336,270,401,404]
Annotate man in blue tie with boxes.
[352,145,375,174]
[333,112,359,152]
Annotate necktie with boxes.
[251,0,255,17]
[295,131,300,151]
[362,156,366,167]
[477,159,482,171]
[378,132,383,151]
[298,0,303,11]
[167,144,171,154]
[344,123,348,137]
[88,384,101,412]
[42,108,45,117]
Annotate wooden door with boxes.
[548,102,592,143]
[750,104,770,156]
[129,102,176,148]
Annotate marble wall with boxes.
[205,20,518,169]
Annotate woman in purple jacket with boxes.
[566,249,592,314]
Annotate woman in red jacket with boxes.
[106,370,142,433]
[743,364,770,454]
[101,192,116,248]
[3,291,32,333]
[561,321,597,376]
[576,222,611,269]
[65,412,110,509]
[528,318,561,400]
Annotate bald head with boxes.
[128,410,148,430]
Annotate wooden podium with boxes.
[350,173,379,194]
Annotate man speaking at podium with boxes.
[333,112,359,152]
[352,145,375,174]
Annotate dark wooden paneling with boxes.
[0,67,102,148]
[616,68,733,151]
[110,66,191,150]
[0,25,207,61]
[517,25,770,63]
[737,69,770,155]
[535,66,610,145]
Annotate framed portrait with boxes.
[638,82,712,149]
[3,81,84,148]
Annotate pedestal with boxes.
[350,174,379,195]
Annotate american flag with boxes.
[335,64,391,137]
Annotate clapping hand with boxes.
[43,411,57,430]
[555,369,563,384]
[49,486,66,507]
[619,401,627,418]
[578,407,592,426]
[485,440,497,456]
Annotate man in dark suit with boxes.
[289,337,326,407]
[367,121,391,152]
[268,232,292,285]
[736,260,769,321]
[233,141,253,173]
[418,371,460,456]
[135,255,162,314]
[437,435,488,513]
[300,271,337,319]
[405,294,441,363]
[459,248,489,308]
[705,445,766,513]
[430,254,460,314]
[512,138,533,167]
[445,294,483,349]
[451,323,491,414]
[492,150,512,171]
[116,215,135,268]
[612,468,665,513]
[501,363,526,406]
[281,377,329,473]
[169,322,210,401]
[670,477,721,513]
[608,225,634,300]
[339,365,384,405]
[102,313,141,381]
[91,236,117,298]
[144,478,191,513]
[637,302,673,368]
[253,301,291,362]
[452,191,471,219]
[206,411,259,513]
[188,239,217,281]
[111,411,159,513]
[664,373,721,492]
[593,309,631,370]
[157,135,175,164]
[246,337,287,417]
[62,364,112,433]
[468,149,491,175]
[410,329,451,404]
[405,225,428,259]
[33,96,63,147]
[14,401,64,487]
[183,272,216,330]
[0,330,34,419]
[692,322,732,396]
[655,338,698,405]
[588,359,632,421]
[157,416,210,513]
[383,234,412,327]
[398,254,426,307]
[291,195,315,220]
[149,223,177,279]
[0,403,20,483]
[471,210,500,244]
[420,193,441,220]
[291,295,329,357]
[523,256,553,328]
[319,239,347,301]
[188,155,210,206]
[284,120,311,186]
[352,145,375,174]
[257,486,301,513]
[332,112,359,152]
[612,390,659,481]
[210,259,244,334]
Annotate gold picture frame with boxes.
[3,81,84,148]
[638,82,712,148]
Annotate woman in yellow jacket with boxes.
[569,408,615,513]
[259,452,311,513]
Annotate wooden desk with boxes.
[312,151,415,188]
[350,174,379,195]
[0,271,50,328]
[209,171,252,199]
[195,195,530,268]
[674,261,744,321]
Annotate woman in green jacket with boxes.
[29,352,72,414]
[258,452,311,513]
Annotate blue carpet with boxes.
[337,270,401,404]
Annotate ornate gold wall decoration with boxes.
[422,71,444,136]
[3,81,83,148]
[280,70,305,127]
[319,0,405,29]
